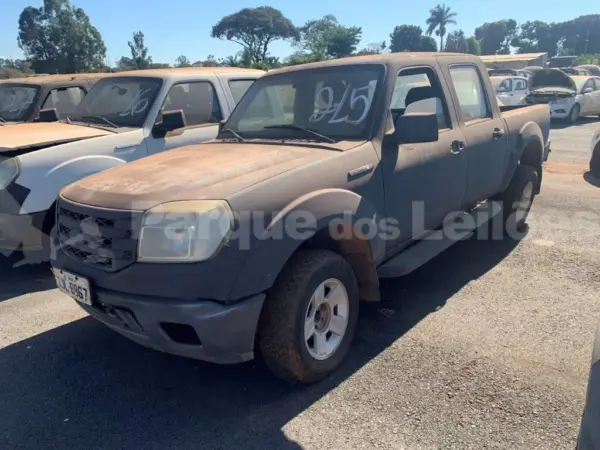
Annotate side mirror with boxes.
[385,113,439,145]
[161,109,186,132]
[37,108,59,122]
[583,88,593,94]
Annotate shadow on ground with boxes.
[550,116,600,130]
[0,255,54,302]
[0,234,522,449]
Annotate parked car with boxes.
[488,68,519,77]
[0,67,264,258]
[575,65,600,76]
[576,322,600,450]
[590,129,600,178]
[525,69,600,122]
[50,52,551,383]
[560,67,592,76]
[491,75,530,106]
[0,73,106,125]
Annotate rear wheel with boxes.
[258,249,359,384]
[591,144,600,178]
[569,104,580,123]
[493,165,539,236]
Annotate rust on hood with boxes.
[0,122,112,151]
[61,142,338,210]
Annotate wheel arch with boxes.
[500,122,544,195]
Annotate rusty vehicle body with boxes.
[51,53,551,383]
[0,73,106,124]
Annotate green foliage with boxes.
[444,30,467,52]
[425,4,457,51]
[573,54,600,65]
[356,42,387,56]
[17,0,106,73]
[475,19,517,55]
[128,31,151,69]
[295,15,361,59]
[389,25,437,52]
[174,55,191,67]
[465,36,481,55]
[420,36,438,52]
[211,6,298,65]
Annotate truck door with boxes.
[382,65,467,245]
[496,78,513,106]
[445,64,507,206]
[145,80,226,155]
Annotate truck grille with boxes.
[57,199,142,272]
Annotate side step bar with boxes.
[377,200,502,278]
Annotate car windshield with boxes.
[573,78,587,90]
[69,77,162,128]
[0,84,39,121]
[223,64,384,141]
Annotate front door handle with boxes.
[450,140,465,154]
[492,128,505,139]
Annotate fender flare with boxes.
[499,121,544,193]
[228,188,386,300]
[19,155,127,215]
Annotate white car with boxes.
[491,75,530,106]
[0,67,264,258]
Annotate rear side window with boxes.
[498,79,512,92]
[228,79,256,104]
[449,66,491,121]
[42,86,86,117]
[593,78,600,91]
[514,78,528,91]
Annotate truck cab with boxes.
[51,53,550,383]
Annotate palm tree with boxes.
[426,4,457,51]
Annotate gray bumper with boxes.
[78,287,265,364]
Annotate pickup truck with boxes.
[591,129,600,177]
[50,53,551,383]
[0,73,106,124]
[0,67,264,260]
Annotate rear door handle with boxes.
[451,140,465,154]
[493,128,505,139]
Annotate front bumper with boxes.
[549,108,570,119]
[0,210,47,253]
[68,283,265,364]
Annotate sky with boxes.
[0,0,597,66]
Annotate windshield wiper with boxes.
[0,116,6,124]
[262,125,336,143]
[219,128,245,142]
[71,115,118,128]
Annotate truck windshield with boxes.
[224,64,384,141]
[69,77,162,128]
[0,84,39,122]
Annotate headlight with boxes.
[0,157,20,189]
[554,98,567,105]
[137,200,233,262]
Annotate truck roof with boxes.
[107,67,266,79]
[268,52,482,76]
[0,73,109,85]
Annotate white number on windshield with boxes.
[119,88,152,117]
[309,81,376,126]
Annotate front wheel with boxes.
[591,144,600,178]
[569,104,581,123]
[258,249,359,384]
[494,165,539,236]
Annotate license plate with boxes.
[53,269,92,306]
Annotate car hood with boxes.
[530,69,577,92]
[60,142,338,210]
[0,122,112,153]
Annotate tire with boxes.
[258,249,359,384]
[493,165,539,237]
[591,144,600,178]
[569,104,581,123]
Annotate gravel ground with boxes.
[0,119,599,450]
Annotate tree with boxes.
[17,0,106,73]
[174,55,191,67]
[444,29,467,52]
[420,36,438,52]
[128,31,152,69]
[356,41,387,56]
[552,15,600,55]
[425,4,457,51]
[295,15,361,59]
[389,25,425,52]
[466,36,481,55]
[512,20,558,55]
[475,19,517,55]
[211,6,298,65]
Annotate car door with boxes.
[592,78,600,114]
[496,78,513,105]
[579,79,596,115]
[445,64,507,206]
[145,79,228,155]
[39,85,87,119]
[382,65,467,246]
[513,77,529,105]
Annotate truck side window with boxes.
[228,79,256,104]
[42,86,86,117]
[160,81,222,127]
[594,78,600,91]
[391,67,451,130]
[513,79,527,91]
[499,79,512,92]
[449,66,491,122]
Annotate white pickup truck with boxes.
[0,67,264,259]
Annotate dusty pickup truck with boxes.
[0,73,106,125]
[51,53,551,383]
[0,67,263,259]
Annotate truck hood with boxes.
[530,69,577,92]
[0,122,112,154]
[60,142,338,210]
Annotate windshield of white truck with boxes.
[0,84,39,122]
[68,77,162,128]
[223,65,384,142]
